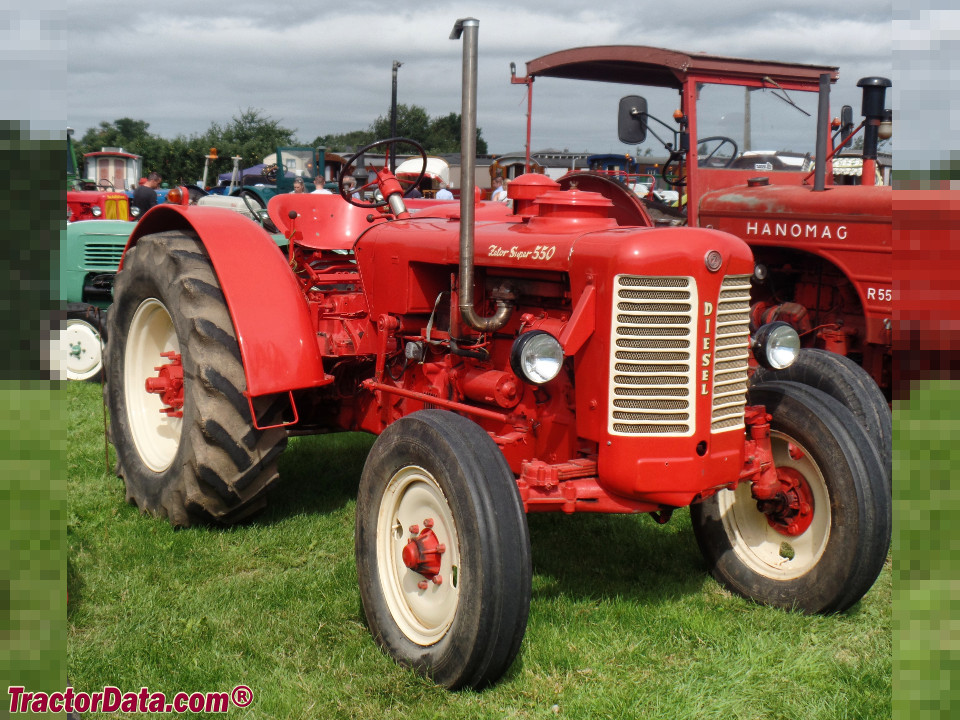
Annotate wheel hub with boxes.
[755,467,815,537]
[402,518,446,587]
[145,351,184,418]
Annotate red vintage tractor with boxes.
[104,19,890,690]
[513,46,893,400]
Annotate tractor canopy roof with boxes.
[525,46,838,89]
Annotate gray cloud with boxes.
[65,1,893,154]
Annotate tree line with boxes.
[73,106,487,187]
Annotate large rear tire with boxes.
[104,231,287,526]
[355,410,531,689]
[691,381,890,613]
[752,347,891,484]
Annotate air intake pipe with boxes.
[451,17,513,333]
[858,77,891,158]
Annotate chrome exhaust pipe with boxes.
[451,17,512,333]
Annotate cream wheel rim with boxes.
[377,465,460,645]
[63,318,103,380]
[718,430,831,580]
[124,298,182,472]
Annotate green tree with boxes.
[372,104,431,143]
[346,104,487,155]
[425,112,487,154]
[312,129,376,153]
[75,109,300,188]
[208,108,297,164]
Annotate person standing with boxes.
[490,176,507,202]
[436,182,454,200]
[339,175,358,198]
[132,172,162,215]
[292,177,307,193]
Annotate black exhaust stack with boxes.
[857,77,892,164]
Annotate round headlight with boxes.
[91,206,102,217]
[130,206,141,217]
[753,321,800,370]
[510,330,564,384]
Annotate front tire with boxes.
[355,410,531,689]
[752,347,892,485]
[104,231,287,526]
[691,382,890,613]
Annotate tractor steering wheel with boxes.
[97,179,115,191]
[697,136,739,168]
[661,150,687,188]
[339,137,428,210]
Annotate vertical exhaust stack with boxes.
[451,17,513,333]
[813,73,831,192]
[857,77,892,188]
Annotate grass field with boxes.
[67,380,891,719]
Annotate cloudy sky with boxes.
[9,0,954,169]
[50,1,897,158]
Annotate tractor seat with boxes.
[268,193,373,250]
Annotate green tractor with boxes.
[60,219,134,381]
[224,146,339,211]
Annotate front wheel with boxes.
[691,381,890,613]
[64,303,106,382]
[355,410,531,689]
[752,347,892,486]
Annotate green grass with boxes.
[67,381,891,719]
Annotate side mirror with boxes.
[840,105,855,142]
[618,95,648,144]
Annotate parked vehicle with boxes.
[225,147,337,209]
[103,19,890,690]
[66,129,131,223]
[514,46,893,397]
[60,219,134,381]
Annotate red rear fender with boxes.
[123,205,329,397]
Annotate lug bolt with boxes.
[437,544,446,554]
[417,580,429,590]
[409,524,419,535]
[423,518,434,528]
[788,443,805,460]
[432,575,443,585]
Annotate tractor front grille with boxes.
[710,275,752,432]
[609,276,696,436]
[104,196,128,220]
[84,244,125,269]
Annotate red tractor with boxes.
[104,20,890,690]
[67,129,131,223]
[513,46,893,399]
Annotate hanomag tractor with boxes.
[514,46,894,401]
[105,20,891,690]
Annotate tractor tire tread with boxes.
[105,231,287,526]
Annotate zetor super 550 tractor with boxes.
[105,19,890,689]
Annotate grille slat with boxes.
[614,387,690,397]
[617,301,693,313]
[615,351,691,361]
